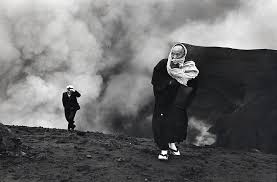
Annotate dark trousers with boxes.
[64,108,77,130]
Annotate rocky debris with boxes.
[86,154,92,158]
[76,131,86,136]
[100,139,122,151]
[36,153,47,160]
[0,125,276,182]
[249,148,261,153]
[116,157,124,162]
[0,123,21,153]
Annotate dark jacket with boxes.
[62,91,81,110]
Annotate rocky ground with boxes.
[0,125,276,182]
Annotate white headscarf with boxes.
[167,44,199,86]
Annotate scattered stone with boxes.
[104,153,111,157]
[8,168,15,173]
[78,139,89,145]
[76,131,86,136]
[37,153,47,160]
[249,148,261,153]
[76,165,91,172]
[86,154,92,158]
[21,151,27,156]
[115,134,128,140]
[141,148,156,155]
[102,139,122,151]
[116,157,124,162]
[0,123,21,152]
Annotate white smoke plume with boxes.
[188,117,216,146]
[0,0,276,137]
[171,0,277,50]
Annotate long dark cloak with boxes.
[151,58,198,149]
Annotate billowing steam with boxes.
[188,117,216,146]
[0,0,276,139]
[171,0,277,49]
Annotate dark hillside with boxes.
[0,125,276,182]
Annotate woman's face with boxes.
[171,45,185,59]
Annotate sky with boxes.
[0,0,276,135]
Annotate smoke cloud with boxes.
[188,117,216,146]
[0,0,276,138]
[171,0,277,49]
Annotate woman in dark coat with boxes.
[151,43,199,160]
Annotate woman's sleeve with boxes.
[151,62,170,97]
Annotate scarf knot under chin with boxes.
[167,50,199,86]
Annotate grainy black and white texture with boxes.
[0,1,276,151]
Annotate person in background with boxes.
[62,85,81,131]
[151,43,199,160]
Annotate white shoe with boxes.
[158,150,169,160]
[169,148,181,156]
[168,143,181,156]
